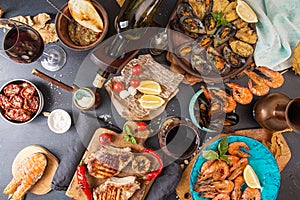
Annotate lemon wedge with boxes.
[243,165,262,189]
[236,0,258,23]
[138,95,165,109]
[137,80,162,95]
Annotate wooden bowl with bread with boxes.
[55,0,109,51]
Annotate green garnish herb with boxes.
[124,124,137,145]
[212,12,231,28]
[202,137,229,164]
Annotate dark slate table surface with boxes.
[1,0,300,199]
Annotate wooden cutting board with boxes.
[176,128,292,200]
[66,128,159,200]
[11,145,59,195]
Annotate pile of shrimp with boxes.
[194,142,261,200]
[226,66,285,105]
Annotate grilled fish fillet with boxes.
[84,146,133,179]
[3,152,47,200]
[93,176,140,200]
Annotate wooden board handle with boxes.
[32,68,74,93]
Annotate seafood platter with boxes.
[190,136,280,200]
[66,127,162,200]
[168,0,258,81]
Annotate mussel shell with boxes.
[170,19,183,32]
[176,42,193,58]
[207,47,231,74]
[204,13,217,35]
[191,44,213,75]
[213,25,237,47]
[223,46,246,68]
[224,112,239,126]
[204,0,213,13]
[180,16,206,34]
[196,96,210,128]
[177,3,195,18]
[194,35,214,49]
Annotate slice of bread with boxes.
[68,0,103,32]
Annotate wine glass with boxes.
[0,18,66,71]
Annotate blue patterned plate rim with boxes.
[190,135,280,200]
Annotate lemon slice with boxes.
[68,0,104,32]
[138,95,165,109]
[236,0,258,23]
[137,80,162,95]
[243,165,262,189]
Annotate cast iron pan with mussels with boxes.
[168,0,258,81]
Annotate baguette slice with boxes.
[68,0,103,32]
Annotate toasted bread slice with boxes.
[68,0,103,32]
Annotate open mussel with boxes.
[180,16,206,34]
[177,3,195,18]
[191,43,214,75]
[207,47,231,74]
[195,35,214,49]
[176,42,193,58]
[213,25,237,47]
[195,95,210,128]
[204,13,217,35]
[204,0,213,13]
[223,46,246,68]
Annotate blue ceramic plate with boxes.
[190,136,280,200]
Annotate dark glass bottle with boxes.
[92,0,165,88]
[106,0,165,57]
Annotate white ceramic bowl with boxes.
[0,79,44,125]
[47,109,71,134]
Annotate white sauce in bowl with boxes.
[47,109,71,134]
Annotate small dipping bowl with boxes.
[158,117,201,160]
[47,109,71,134]
[73,88,96,110]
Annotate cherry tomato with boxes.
[137,122,147,131]
[113,82,124,93]
[130,76,140,88]
[132,64,142,76]
[99,133,113,145]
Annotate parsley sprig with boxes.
[212,12,231,28]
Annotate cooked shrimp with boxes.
[200,160,215,174]
[228,158,248,180]
[213,160,230,181]
[226,155,240,170]
[228,142,250,157]
[226,83,253,104]
[230,157,248,172]
[201,191,218,199]
[231,176,245,200]
[199,161,219,181]
[213,193,230,200]
[213,180,234,193]
[211,89,237,113]
[194,185,216,193]
[242,187,261,200]
[256,66,284,88]
[244,70,270,96]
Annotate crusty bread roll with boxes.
[68,0,103,32]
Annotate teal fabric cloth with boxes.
[246,0,300,71]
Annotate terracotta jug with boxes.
[253,92,300,133]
